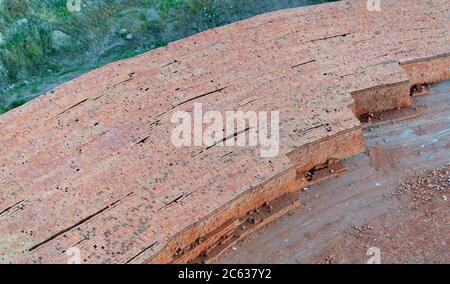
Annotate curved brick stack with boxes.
[0,0,448,263]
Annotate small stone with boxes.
[17,18,28,25]
[146,8,161,22]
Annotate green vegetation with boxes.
[0,0,334,113]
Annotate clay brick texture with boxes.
[0,0,448,263]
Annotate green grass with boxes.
[0,0,335,113]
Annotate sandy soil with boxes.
[220,80,450,264]
[314,165,449,264]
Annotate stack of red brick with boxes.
[0,0,448,263]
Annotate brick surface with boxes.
[0,0,448,263]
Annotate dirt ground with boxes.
[220,80,450,264]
